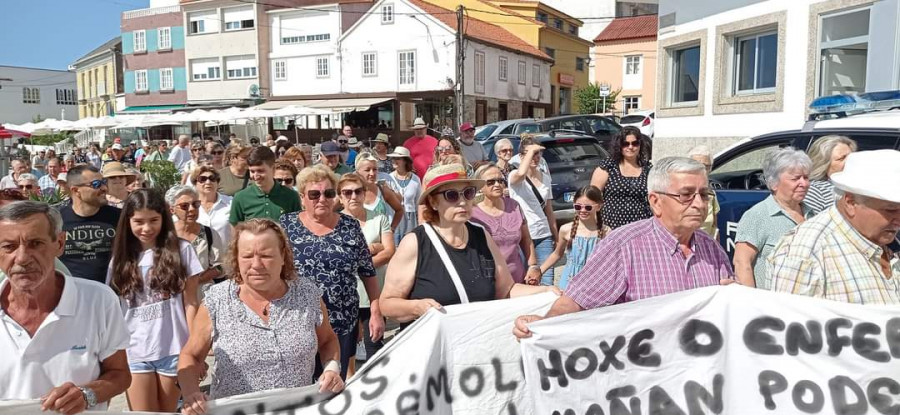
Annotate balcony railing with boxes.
[123,5,181,19]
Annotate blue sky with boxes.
[0,0,149,70]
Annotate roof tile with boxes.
[593,14,657,43]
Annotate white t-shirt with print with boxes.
[107,240,203,363]
[508,170,553,240]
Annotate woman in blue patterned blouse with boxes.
[281,165,384,380]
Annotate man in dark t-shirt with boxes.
[58,165,120,284]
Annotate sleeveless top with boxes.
[599,159,653,229]
[470,198,526,283]
[409,223,496,307]
[559,236,601,290]
[204,278,322,398]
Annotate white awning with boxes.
[253,97,392,112]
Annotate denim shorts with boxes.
[128,354,179,377]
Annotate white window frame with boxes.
[625,55,641,75]
[817,7,871,97]
[316,56,330,78]
[499,56,508,81]
[134,30,146,53]
[225,55,258,79]
[223,6,255,31]
[190,58,221,81]
[624,96,641,111]
[160,68,174,91]
[135,70,148,92]
[731,31,777,95]
[362,52,377,77]
[399,50,416,86]
[382,4,394,24]
[474,51,485,94]
[158,27,172,50]
[188,10,217,35]
[517,60,526,85]
[274,60,286,81]
[532,64,540,87]
[281,33,330,45]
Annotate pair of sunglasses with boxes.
[275,177,294,186]
[211,150,225,155]
[485,178,507,187]
[574,203,600,212]
[176,201,201,211]
[307,189,337,200]
[196,175,220,184]
[74,179,108,189]
[340,188,365,198]
[18,184,35,190]
[622,140,640,148]
[437,186,477,203]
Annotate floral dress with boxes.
[280,212,376,336]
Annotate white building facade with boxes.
[182,0,266,106]
[654,0,900,158]
[268,5,343,98]
[0,66,77,124]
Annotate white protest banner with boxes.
[520,286,900,415]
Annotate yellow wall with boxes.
[76,61,117,119]
[594,38,658,112]
[541,29,590,113]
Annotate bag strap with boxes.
[524,176,545,208]
[241,171,250,190]
[203,225,214,265]
[423,223,470,304]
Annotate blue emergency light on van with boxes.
[808,93,859,114]
[809,89,900,117]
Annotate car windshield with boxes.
[620,115,645,124]
[475,125,497,140]
[542,140,607,163]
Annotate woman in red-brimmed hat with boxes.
[380,163,558,325]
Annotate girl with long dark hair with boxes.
[107,188,203,413]
[539,185,610,290]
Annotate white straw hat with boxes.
[831,150,900,203]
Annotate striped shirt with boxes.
[804,180,835,215]
[768,206,900,305]
[565,218,734,309]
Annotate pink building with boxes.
[593,15,658,113]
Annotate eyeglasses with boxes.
[659,191,713,205]
[437,186,477,203]
[275,177,294,186]
[574,203,600,212]
[485,178,507,187]
[18,184,35,191]
[192,148,203,152]
[340,187,365,198]
[196,175,220,184]
[436,146,453,152]
[497,149,513,154]
[338,140,348,144]
[73,179,108,189]
[622,140,640,148]
[211,151,225,155]
[307,189,337,200]
[176,201,202,211]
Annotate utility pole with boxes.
[455,5,465,128]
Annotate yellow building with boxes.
[71,37,123,119]
[423,0,592,115]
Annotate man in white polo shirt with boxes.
[0,201,130,413]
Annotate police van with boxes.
[711,91,900,257]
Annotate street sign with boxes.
[599,85,610,97]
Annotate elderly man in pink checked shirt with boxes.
[514,157,735,339]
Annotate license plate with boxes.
[563,192,575,203]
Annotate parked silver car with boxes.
[474,118,540,141]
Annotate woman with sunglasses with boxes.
[193,166,233,254]
[590,126,653,230]
[167,185,223,287]
[180,142,207,185]
[431,138,474,176]
[15,173,40,199]
[380,163,557,326]
[280,165,384,380]
[539,185,610,290]
[508,135,557,286]
[273,160,299,192]
[338,173,394,372]
[101,162,136,209]
[493,138,515,180]
[471,164,541,285]
[206,142,226,171]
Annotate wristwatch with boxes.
[79,386,98,409]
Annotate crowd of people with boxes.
[1,117,899,414]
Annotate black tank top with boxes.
[409,222,497,307]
